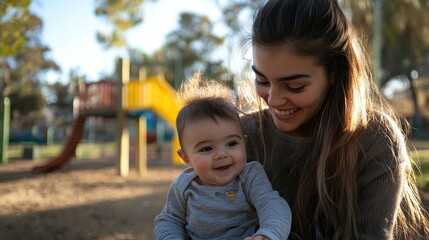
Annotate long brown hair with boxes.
[249,0,428,239]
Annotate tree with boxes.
[1,0,33,97]
[94,1,234,88]
[94,0,151,49]
[161,12,233,88]
[213,0,262,76]
[0,0,59,127]
[5,41,59,117]
[124,12,234,89]
[343,0,429,131]
[0,0,32,56]
[214,0,261,33]
[8,84,45,128]
[45,69,83,121]
[343,0,429,83]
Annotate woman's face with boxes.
[252,44,331,137]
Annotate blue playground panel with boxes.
[9,128,47,144]
[128,110,174,141]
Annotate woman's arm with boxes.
[355,129,406,239]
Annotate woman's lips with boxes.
[273,108,298,116]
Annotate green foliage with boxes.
[161,12,233,87]
[342,0,429,84]
[124,12,234,89]
[0,0,60,128]
[0,0,32,57]
[2,44,59,117]
[1,0,59,93]
[411,149,429,189]
[95,1,237,88]
[94,0,148,48]
[340,0,429,127]
[44,69,82,121]
[215,0,262,33]
[12,45,59,82]
[45,82,74,111]
[8,82,45,128]
[9,85,44,115]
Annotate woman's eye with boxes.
[255,78,269,86]
[286,85,305,93]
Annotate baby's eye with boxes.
[199,146,212,152]
[226,141,239,147]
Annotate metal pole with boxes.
[136,116,147,175]
[1,97,10,164]
[46,126,54,145]
[373,0,382,87]
[117,58,130,177]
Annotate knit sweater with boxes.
[241,109,407,240]
[154,161,292,240]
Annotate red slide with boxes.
[32,115,86,173]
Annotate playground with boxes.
[0,59,185,239]
[0,153,185,240]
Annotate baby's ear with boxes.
[177,149,191,166]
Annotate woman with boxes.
[240,0,429,239]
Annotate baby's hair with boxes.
[176,72,241,147]
[176,72,236,107]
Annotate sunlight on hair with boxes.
[234,62,267,114]
[176,71,236,107]
[176,70,265,116]
[235,74,265,113]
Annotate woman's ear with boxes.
[177,149,191,166]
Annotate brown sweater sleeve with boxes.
[355,125,406,239]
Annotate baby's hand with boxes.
[244,235,269,240]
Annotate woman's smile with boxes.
[273,107,299,116]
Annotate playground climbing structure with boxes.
[33,59,180,175]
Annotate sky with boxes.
[29,0,224,83]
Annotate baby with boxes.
[154,75,291,240]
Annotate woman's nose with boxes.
[267,87,287,107]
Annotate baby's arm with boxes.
[243,162,292,240]
[153,181,188,240]
[244,235,270,240]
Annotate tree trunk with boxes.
[407,73,422,139]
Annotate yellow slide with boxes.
[126,76,182,165]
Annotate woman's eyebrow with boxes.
[251,65,310,81]
[251,65,266,77]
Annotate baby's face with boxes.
[179,117,247,186]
